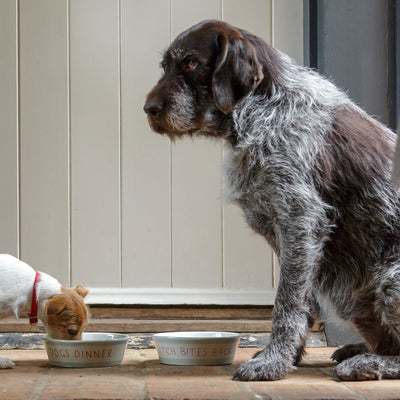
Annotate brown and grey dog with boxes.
[144,20,400,381]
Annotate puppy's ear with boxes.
[212,33,263,114]
[46,296,66,316]
[74,285,89,299]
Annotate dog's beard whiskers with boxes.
[165,111,194,132]
[161,81,198,134]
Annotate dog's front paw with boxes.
[233,351,291,381]
[334,354,381,381]
[0,357,15,369]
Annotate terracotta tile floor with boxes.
[1,347,400,400]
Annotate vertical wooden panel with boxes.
[171,0,221,35]
[223,0,271,41]
[70,0,120,287]
[19,0,69,283]
[223,0,274,290]
[121,0,171,287]
[0,0,18,256]
[172,137,223,288]
[171,0,223,288]
[273,0,303,64]
[9,0,303,303]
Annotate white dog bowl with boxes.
[153,331,240,365]
[42,332,129,368]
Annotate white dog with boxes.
[0,254,89,369]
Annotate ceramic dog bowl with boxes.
[153,331,240,365]
[42,332,129,367]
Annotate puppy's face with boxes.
[144,20,263,140]
[45,285,89,340]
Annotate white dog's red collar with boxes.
[29,272,41,324]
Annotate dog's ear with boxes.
[212,33,263,114]
[46,296,66,316]
[74,285,89,299]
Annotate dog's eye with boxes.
[67,329,77,336]
[186,58,198,71]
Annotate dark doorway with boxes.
[304,0,399,130]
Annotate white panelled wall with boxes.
[0,0,303,305]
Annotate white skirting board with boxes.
[85,288,277,305]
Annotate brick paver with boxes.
[0,347,399,399]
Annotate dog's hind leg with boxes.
[334,353,400,380]
[335,265,400,380]
[333,325,400,380]
[375,263,400,340]
[334,322,400,380]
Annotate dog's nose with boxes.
[144,100,163,117]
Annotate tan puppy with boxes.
[0,254,89,369]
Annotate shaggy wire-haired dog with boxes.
[144,20,400,381]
